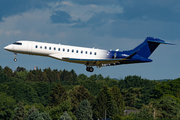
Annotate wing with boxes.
[49,51,138,67]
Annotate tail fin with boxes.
[124,37,174,58]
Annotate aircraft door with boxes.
[27,42,32,53]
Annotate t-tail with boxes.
[124,37,175,59]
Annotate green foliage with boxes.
[0,92,16,120]
[0,70,8,83]
[137,107,153,119]
[40,112,52,120]
[26,71,35,81]
[25,103,45,113]
[119,75,157,106]
[59,111,72,120]
[49,100,72,120]
[31,82,51,106]
[77,74,88,81]
[154,96,180,119]
[70,85,94,113]
[3,66,13,77]
[81,80,104,96]
[60,69,77,84]
[49,83,68,106]
[16,71,28,81]
[25,106,51,120]
[0,66,2,73]
[121,87,142,108]
[16,66,26,72]
[1,66,180,120]
[93,86,118,119]
[112,114,122,120]
[0,82,38,104]
[12,101,25,120]
[76,100,93,120]
[154,78,180,99]
[110,86,125,116]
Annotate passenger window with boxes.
[63,48,65,51]
[85,51,87,54]
[72,49,74,52]
[40,46,42,49]
[76,50,78,53]
[94,52,97,55]
[58,48,60,51]
[90,52,92,55]
[81,51,83,54]
[35,45,38,48]
[67,49,69,52]
[45,46,47,49]
[49,47,51,50]
[54,47,56,50]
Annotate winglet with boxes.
[146,37,175,45]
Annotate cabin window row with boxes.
[35,45,97,55]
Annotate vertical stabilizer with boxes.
[124,37,173,58]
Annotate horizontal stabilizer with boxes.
[147,39,175,45]
[125,51,138,59]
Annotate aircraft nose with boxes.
[4,45,11,51]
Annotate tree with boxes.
[89,74,97,81]
[25,103,45,113]
[70,69,77,84]
[0,82,38,104]
[154,96,180,119]
[16,66,26,72]
[76,100,93,120]
[121,87,142,108]
[137,106,153,119]
[0,92,16,120]
[70,85,94,113]
[0,66,2,73]
[49,83,68,106]
[59,111,71,120]
[41,112,52,120]
[110,86,125,116]
[81,80,104,96]
[49,100,73,120]
[60,69,77,84]
[32,82,51,106]
[16,71,28,81]
[3,66,13,77]
[77,74,87,81]
[25,106,51,120]
[12,102,25,120]
[93,86,117,119]
[26,71,34,81]
[0,71,8,83]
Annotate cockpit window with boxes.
[13,42,22,45]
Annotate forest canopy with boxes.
[0,65,179,120]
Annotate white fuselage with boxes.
[4,41,108,66]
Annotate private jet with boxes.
[4,37,174,72]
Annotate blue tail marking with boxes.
[123,37,173,58]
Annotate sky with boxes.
[1,0,180,80]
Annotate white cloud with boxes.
[0,29,21,36]
[0,1,179,80]
[61,1,74,6]
[50,1,123,22]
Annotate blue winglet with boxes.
[146,37,175,45]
